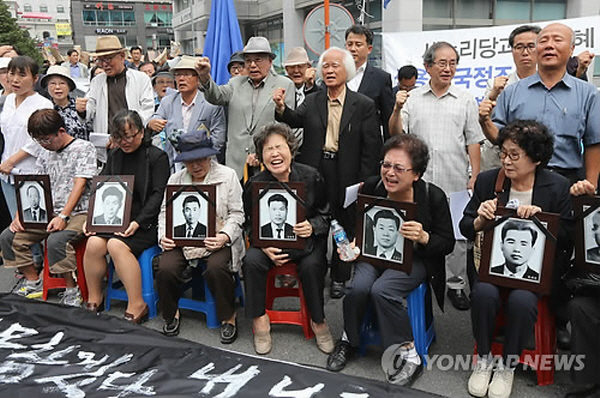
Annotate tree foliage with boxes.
[0,1,43,64]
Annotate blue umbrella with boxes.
[203,0,244,85]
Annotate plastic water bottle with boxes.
[331,220,355,262]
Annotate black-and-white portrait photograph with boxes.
[258,190,297,241]
[19,182,48,223]
[583,206,600,265]
[489,218,546,284]
[172,192,208,240]
[92,183,126,226]
[362,206,405,263]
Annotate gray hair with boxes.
[316,47,356,82]
[423,41,460,66]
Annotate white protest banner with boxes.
[382,16,600,103]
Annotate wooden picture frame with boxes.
[355,194,416,272]
[87,175,135,234]
[574,196,600,274]
[15,175,53,230]
[251,181,306,249]
[479,207,559,295]
[165,184,216,247]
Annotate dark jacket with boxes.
[173,222,207,238]
[361,176,456,310]
[460,168,574,279]
[357,64,395,140]
[243,162,331,261]
[276,87,382,206]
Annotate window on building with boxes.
[423,0,452,19]
[39,4,48,12]
[456,0,491,20]
[57,5,64,13]
[111,11,123,25]
[23,4,32,12]
[123,11,135,25]
[532,0,567,21]
[96,10,109,25]
[496,0,530,20]
[83,10,95,25]
[144,11,172,27]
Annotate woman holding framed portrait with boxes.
[327,134,455,387]
[156,132,245,343]
[242,123,333,356]
[460,120,573,398]
[83,110,170,323]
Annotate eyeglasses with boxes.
[512,43,536,53]
[154,78,174,85]
[431,60,457,69]
[95,53,119,66]
[230,65,244,73]
[35,135,56,145]
[114,130,142,143]
[245,57,268,66]
[500,150,523,161]
[173,71,196,78]
[380,161,413,174]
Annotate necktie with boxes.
[187,227,192,238]
[33,211,37,222]
[277,229,282,239]
[295,90,304,107]
[379,253,387,259]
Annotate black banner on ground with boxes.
[0,294,439,397]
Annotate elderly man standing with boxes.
[148,55,226,173]
[273,47,382,298]
[389,41,484,311]
[195,37,295,180]
[76,36,154,162]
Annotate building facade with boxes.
[70,0,174,54]
[12,0,74,52]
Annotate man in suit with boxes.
[345,25,394,141]
[364,209,402,262]
[148,55,226,173]
[66,49,89,79]
[490,220,540,282]
[586,211,600,263]
[22,185,47,222]
[93,186,123,225]
[173,195,207,238]
[392,65,418,97]
[273,46,382,298]
[195,36,296,180]
[260,193,295,240]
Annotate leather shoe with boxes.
[124,304,149,324]
[447,288,470,311]
[330,281,346,299]
[387,360,424,387]
[565,383,599,397]
[221,320,238,344]
[557,326,571,350]
[163,315,181,337]
[327,340,354,372]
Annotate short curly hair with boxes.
[381,134,430,177]
[253,122,299,163]
[497,120,554,168]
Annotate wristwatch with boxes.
[58,213,70,222]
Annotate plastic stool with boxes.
[265,262,314,339]
[105,245,161,319]
[360,282,436,365]
[42,239,88,301]
[178,262,244,329]
[475,295,556,386]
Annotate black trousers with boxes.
[471,282,538,363]
[343,260,427,349]
[156,247,234,323]
[242,239,328,323]
[568,295,600,385]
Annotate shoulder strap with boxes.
[494,168,507,206]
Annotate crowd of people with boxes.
[0,20,598,398]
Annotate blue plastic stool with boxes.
[105,245,161,319]
[359,282,436,365]
[178,261,244,329]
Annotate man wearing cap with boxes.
[41,65,92,141]
[76,36,154,162]
[148,55,226,174]
[196,36,296,180]
[67,49,89,79]
[227,51,246,78]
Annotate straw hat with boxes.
[283,47,311,67]
[242,37,276,59]
[173,131,219,162]
[90,36,125,57]
[40,65,76,91]
[171,55,199,74]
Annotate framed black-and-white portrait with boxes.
[479,207,559,295]
[87,175,134,234]
[15,175,53,230]
[574,196,600,274]
[165,185,216,247]
[251,181,306,249]
[355,194,416,272]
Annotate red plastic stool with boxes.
[474,295,556,386]
[42,239,88,302]
[265,262,314,339]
